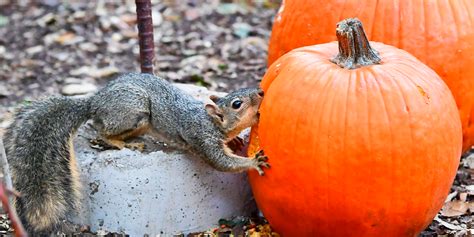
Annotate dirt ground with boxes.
[0,0,472,236]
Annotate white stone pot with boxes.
[71,84,257,236]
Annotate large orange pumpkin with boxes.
[268,0,474,152]
[249,18,462,236]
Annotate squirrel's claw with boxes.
[256,155,268,162]
[255,167,265,176]
[260,161,271,169]
[255,150,268,161]
[253,150,270,176]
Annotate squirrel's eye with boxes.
[231,100,242,109]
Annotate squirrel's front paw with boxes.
[253,150,270,176]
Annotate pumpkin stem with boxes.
[331,18,381,69]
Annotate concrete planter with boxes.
[71,84,257,236]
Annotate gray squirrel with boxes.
[3,72,269,235]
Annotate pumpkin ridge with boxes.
[288,59,330,150]
[447,0,461,40]
[422,0,428,63]
[320,67,341,234]
[382,60,432,89]
[385,66,428,230]
[464,0,474,25]
[383,66,418,226]
[366,68,395,227]
[372,66,407,228]
[323,68,344,234]
[300,63,337,234]
[281,58,320,161]
[397,0,403,49]
[385,63,453,223]
[262,56,338,235]
[370,0,379,40]
[385,62,435,99]
[341,69,352,234]
[259,69,291,160]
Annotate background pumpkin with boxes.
[267,0,474,152]
[249,18,462,236]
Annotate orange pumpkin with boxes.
[249,18,462,236]
[268,0,474,152]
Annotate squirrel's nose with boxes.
[257,89,264,97]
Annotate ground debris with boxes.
[187,215,279,237]
[0,0,275,111]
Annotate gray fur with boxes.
[91,73,267,172]
[4,72,268,235]
[4,97,90,235]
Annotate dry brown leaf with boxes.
[441,200,470,217]
[55,32,76,45]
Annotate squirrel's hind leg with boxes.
[91,112,150,151]
[102,127,149,151]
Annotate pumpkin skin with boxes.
[249,19,462,237]
[268,0,474,152]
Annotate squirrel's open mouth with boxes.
[256,111,260,119]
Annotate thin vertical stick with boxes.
[0,138,12,191]
[0,184,27,237]
[135,0,155,74]
[0,138,27,237]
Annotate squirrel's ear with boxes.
[205,104,224,122]
[209,95,220,103]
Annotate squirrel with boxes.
[3,72,269,235]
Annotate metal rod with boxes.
[135,0,155,74]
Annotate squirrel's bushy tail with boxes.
[3,96,91,234]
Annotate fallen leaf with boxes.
[91,66,120,78]
[56,32,84,45]
[441,200,470,217]
[26,45,43,55]
[120,13,136,25]
[466,185,474,195]
[61,83,97,95]
[463,153,474,169]
[434,215,464,230]
[70,66,119,78]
